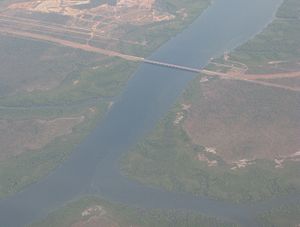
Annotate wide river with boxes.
[2,0,299,226]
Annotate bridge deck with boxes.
[143,59,202,73]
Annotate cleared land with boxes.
[0,0,176,58]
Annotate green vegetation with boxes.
[0,58,137,107]
[122,104,300,202]
[122,0,300,203]
[0,101,107,198]
[230,0,300,73]
[259,204,300,226]
[277,0,300,19]
[119,0,211,57]
[0,55,132,199]
[0,0,212,199]
[30,196,236,227]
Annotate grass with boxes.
[30,196,237,227]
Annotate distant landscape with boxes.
[0,0,299,226]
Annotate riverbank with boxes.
[30,196,236,227]
[122,0,300,209]
[0,0,212,199]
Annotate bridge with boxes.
[142,59,202,73]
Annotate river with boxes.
[0,0,293,226]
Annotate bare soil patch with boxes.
[0,0,175,54]
[71,205,120,227]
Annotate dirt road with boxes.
[0,27,144,62]
[201,69,300,92]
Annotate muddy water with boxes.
[0,0,293,226]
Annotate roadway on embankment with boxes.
[0,27,144,62]
[0,15,203,73]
